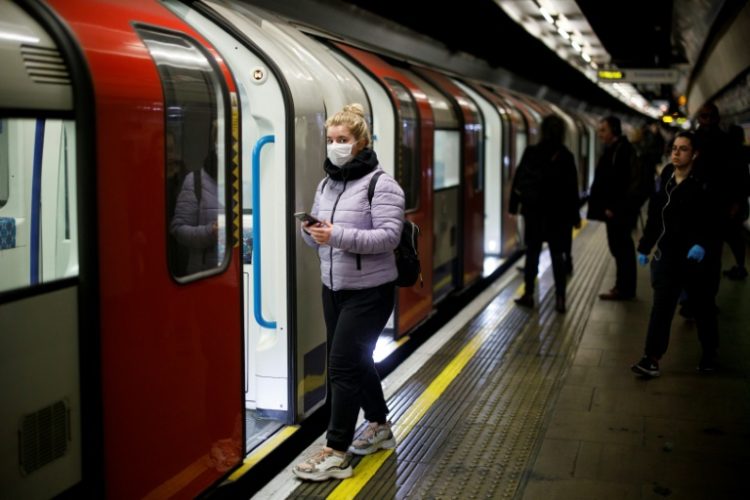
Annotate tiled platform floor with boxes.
[523,241,750,500]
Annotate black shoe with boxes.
[555,296,566,313]
[697,353,717,373]
[631,356,660,377]
[723,266,748,280]
[514,294,534,308]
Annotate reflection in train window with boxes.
[136,27,229,280]
[433,130,460,189]
[385,79,419,211]
[0,118,79,294]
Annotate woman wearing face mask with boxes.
[294,103,405,481]
[631,131,718,378]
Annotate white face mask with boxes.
[327,142,354,167]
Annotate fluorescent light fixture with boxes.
[557,27,569,40]
[571,41,581,52]
[539,7,555,24]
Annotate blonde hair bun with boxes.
[325,103,371,148]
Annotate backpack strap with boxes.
[368,170,385,207]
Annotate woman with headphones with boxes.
[631,131,719,377]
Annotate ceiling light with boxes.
[539,7,554,25]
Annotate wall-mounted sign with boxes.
[598,69,679,84]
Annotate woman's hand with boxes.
[307,221,333,245]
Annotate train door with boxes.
[414,68,485,286]
[454,80,505,273]
[401,69,461,302]
[333,44,434,337]
[0,2,97,498]
[492,92,527,254]
[40,1,248,497]
[165,0,328,440]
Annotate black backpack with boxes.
[368,171,423,288]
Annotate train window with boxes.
[0,120,7,208]
[475,123,485,192]
[433,130,460,189]
[384,79,419,211]
[136,27,229,279]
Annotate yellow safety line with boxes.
[328,219,590,498]
[142,455,208,500]
[328,321,495,499]
[227,425,299,481]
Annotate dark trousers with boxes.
[724,219,747,269]
[644,256,718,359]
[322,283,394,451]
[523,215,568,298]
[605,216,637,296]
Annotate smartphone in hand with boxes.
[294,211,321,226]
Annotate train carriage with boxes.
[0,1,603,498]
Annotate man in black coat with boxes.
[588,116,640,300]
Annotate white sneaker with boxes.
[348,421,396,456]
[293,448,352,481]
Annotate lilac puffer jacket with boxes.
[301,167,405,291]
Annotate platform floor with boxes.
[254,221,750,499]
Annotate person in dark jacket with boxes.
[294,104,405,481]
[509,114,581,313]
[588,116,640,300]
[631,132,718,377]
[722,124,750,280]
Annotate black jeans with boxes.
[605,215,637,296]
[644,255,718,360]
[523,215,568,298]
[322,282,395,451]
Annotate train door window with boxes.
[433,130,460,189]
[384,78,419,211]
[0,120,8,208]
[469,111,484,192]
[136,27,230,279]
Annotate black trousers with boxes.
[605,216,637,296]
[523,215,568,298]
[644,255,718,360]
[322,282,395,451]
[724,218,747,269]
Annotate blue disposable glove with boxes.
[687,244,705,262]
[637,253,649,266]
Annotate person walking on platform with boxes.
[631,132,718,377]
[722,124,750,280]
[294,104,403,481]
[509,114,581,313]
[588,116,641,300]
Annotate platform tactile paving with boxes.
[291,223,610,499]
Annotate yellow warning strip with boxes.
[328,320,495,499]
[328,219,590,498]
[143,455,208,500]
[227,425,299,481]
